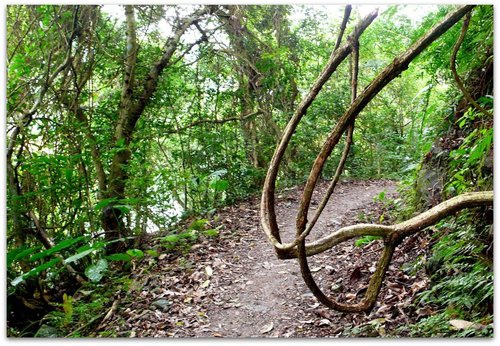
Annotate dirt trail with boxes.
[196,180,397,337]
[110,180,430,337]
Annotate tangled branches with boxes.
[260,5,492,313]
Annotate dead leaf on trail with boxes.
[349,266,362,282]
[410,279,428,294]
[319,319,331,327]
[213,258,223,267]
[300,319,314,324]
[307,302,320,309]
[260,322,274,334]
[369,317,386,325]
[205,266,213,277]
[100,180,440,337]
[449,319,484,330]
[416,306,434,317]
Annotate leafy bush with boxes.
[156,218,221,253]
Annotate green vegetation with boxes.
[6,4,492,337]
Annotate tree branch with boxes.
[163,110,262,134]
[259,4,485,312]
[334,5,352,50]
[7,6,81,160]
[127,6,215,137]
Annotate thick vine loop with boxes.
[260,5,492,313]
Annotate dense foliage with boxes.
[6,4,492,337]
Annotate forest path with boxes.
[194,179,397,337]
[110,180,429,337]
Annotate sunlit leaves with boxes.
[85,259,109,282]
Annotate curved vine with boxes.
[259,5,492,312]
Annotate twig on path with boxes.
[98,299,121,329]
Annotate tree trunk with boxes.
[102,5,214,244]
[219,5,282,170]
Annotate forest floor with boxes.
[104,179,433,337]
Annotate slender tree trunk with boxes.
[219,5,282,170]
[102,5,214,244]
[7,160,25,246]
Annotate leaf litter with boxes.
[103,180,435,337]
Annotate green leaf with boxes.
[64,249,95,264]
[64,168,73,182]
[30,236,85,262]
[477,96,493,107]
[11,258,62,287]
[146,249,159,258]
[116,137,126,147]
[62,293,73,324]
[114,204,131,214]
[84,259,108,282]
[189,218,209,231]
[182,230,198,240]
[94,198,118,211]
[210,179,229,191]
[8,247,40,267]
[203,229,219,237]
[355,236,382,247]
[105,253,132,262]
[126,249,144,259]
[72,198,83,209]
[75,241,106,254]
[64,241,106,264]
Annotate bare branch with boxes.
[163,110,262,135]
[296,191,492,312]
[259,4,486,313]
[334,5,352,50]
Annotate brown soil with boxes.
[105,179,432,337]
